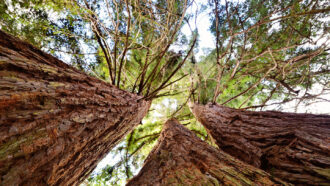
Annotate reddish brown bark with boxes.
[127,118,288,185]
[0,30,150,186]
[190,103,330,185]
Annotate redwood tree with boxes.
[0,30,150,185]
[190,103,330,185]
[127,118,288,185]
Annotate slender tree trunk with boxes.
[0,30,150,186]
[127,118,288,185]
[190,103,330,185]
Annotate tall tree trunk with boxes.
[127,118,288,185]
[0,30,150,186]
[190,103,330,185]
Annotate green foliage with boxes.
[0,0,53,47]
[193,0,330,109]
[0,0,94,71]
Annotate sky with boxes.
[181,1,215,60]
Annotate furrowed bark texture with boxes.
[0,30,150,186]
[190,103,330,185]
[127,118,288,186]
